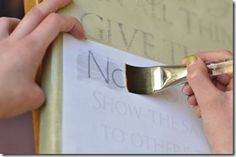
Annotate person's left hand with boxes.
[0,0,86,118]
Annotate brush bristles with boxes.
[125,64,156,94]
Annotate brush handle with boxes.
[207,58,233,76]
[163,58,233,91]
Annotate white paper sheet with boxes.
[62,34,211,154]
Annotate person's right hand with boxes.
[182,51,233,154]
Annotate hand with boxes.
[182,51,233,154]
[0,0,86,118]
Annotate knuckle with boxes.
[188,71,198,82]
[187,64,207,83]
[25,6,44,19]
[187,68,200,81]
[47,13,61,24]
[188,73,201,84]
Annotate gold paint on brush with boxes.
[126,58,233,94]
[182,55,198,65]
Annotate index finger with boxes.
[196,50,233,62]
[11,0,72,39]
[21,13,86,74]
[197,50,233,85]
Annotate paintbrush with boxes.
[125,58,233,94]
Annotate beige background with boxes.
[64,0,233,64]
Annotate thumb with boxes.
[183,55,220,106]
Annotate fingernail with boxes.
[77,31,87,40]
[80,34,87,40]
[73,26,87,40]
[182,55,198,66]
[80,31,87,40]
